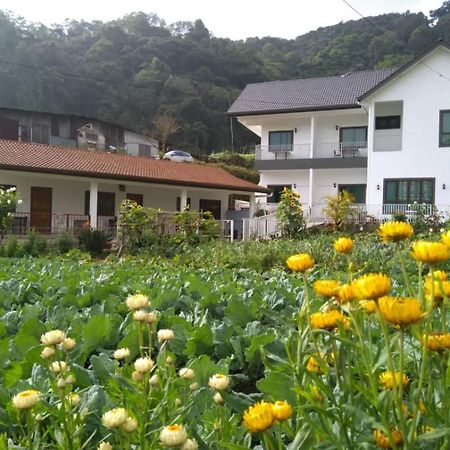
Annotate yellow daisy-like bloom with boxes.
[351,273,391,300]
[360,300,377,314]
[411,241,450,264]
[286,253,315,272]
[159,424,188,447]
[333,237,353,254]
[242,401,274,433]
[422,332,450,351]
[373,428,403,449]
[424,278,450,300]
[310,385,324,402]
[306,354,327,374]
[379,371,409,390]
[378,296,424,327]
[441,230,450,247]
[378,221,414,242]
[335,284,355,304]
[271,401,292,421]
[310,310,348,330]
[12,390,40,409]
[427,270,447,281]
[313,280,341,298]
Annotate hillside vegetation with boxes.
[0,2,449,151]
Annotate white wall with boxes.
[259,169,310,204]
[373,101,403,152]
[124,131,158,158]
[363,46,450,205]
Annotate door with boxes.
[126,193,143,206]
[338,184,366,204]
[199,199,221,220]
[30,187,52,233]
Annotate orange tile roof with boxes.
[0,139,267,193]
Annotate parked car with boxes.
[163,150,194,162]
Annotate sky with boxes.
[0,0,445,40]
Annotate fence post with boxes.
[229,220,234,243]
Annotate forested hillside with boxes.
[0,2,449,151]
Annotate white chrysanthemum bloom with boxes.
[213,392,224,405]
[134,357,154,373]
[208,374,230,390]
[150,374,160,386]
[17,199,23,204]
[189,383,199,391]
[113,348,130,360]
[132,371,144,382]
[57,374,76,388]
[50,361,69,373]
[159,424,188,447]
[121,417,138,433]
[145,311,158,324]
[181,438,199,450]
[68,393,81,406]
[133,310,148,322]
[12,390,40,409]
[41,346,56,359]
[61,338,76,351]
[126,294,149,311]
[166,356,174,365]
[157,329,175,343]
[175,398,182,407]
[101,408,129,429]
[41,330,66,346]
[179,368,195,380]
[97,442,113,450]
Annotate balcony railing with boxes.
[255,142,367,160]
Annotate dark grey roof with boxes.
[227,68,397,116]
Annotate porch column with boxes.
[309,169,314,210]
[249,193,256,218]
[308,116,316,210]
[89,181,98,229]
[180,188,188,210]
[366,102,375,205]
[310,116,315,158]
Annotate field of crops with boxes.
[1,229,450,449]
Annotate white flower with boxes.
[189,383,199,391]
[181,438,199,450]
[41,346,56,359]
[121,417,138,433]
[17,199,23,205]
[132,371,144,382]
[50,361,69,373]
[179,368,195,380]
[97,442,113,450]
[126,294,149,310]
[134,357,154,373]
[150,374,159,386]
[145,311,158,324]
[208,374,230,390]
[113,348,130,360]
[6,199,11,204]
[158,329,174,343]
[68,393,81,406]
[133,310,148,322]
[101,408,129,429]
[12,390,40,409]
[213,392,224,405]
[57,374,76,388]
[41,330,66,346]
[61,338,76,351]
[159,424,188,447]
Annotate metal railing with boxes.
[255,144,310,160]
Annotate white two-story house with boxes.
[228,41,450,220]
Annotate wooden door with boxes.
[30,187,52,233]
[199,199,221,220]
[126,193,143,206]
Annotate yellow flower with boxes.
[101,408,129,429]
[378,221,414,242]
[271,401,292,421]
[126,294,149,311]
[373,428,403,449]
[424,278,450,299]
[335,284,355,304]
[242,401,274,433]
[313,280,340,298]
[97,443,113,450]
[360,300,377,314]
[310,385,324,402]
[208,374,230,390]
[422,332,450,351]
[379,371,409,390]
[286,253,315,272]
[441,230,450,247]
[306,354,327,374]
[411,241,450,264]
[333,237,353,254]
[352,273,391,300]
[159,424,188,447]
[68,393,81,406]
[41,330,66,346]
[310,310,348,330]
[12,390,40,409]
[426,270,447,281]
[378,296,424,327]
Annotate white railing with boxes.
[255,144,310,160]
[242,213,279,240]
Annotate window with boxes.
[376,116,401,130]
[440,110,450,147]
[267,185,292,204]
[338,184,366,204]
[31,124,50,144]
[85,191,116,216]
[19,124,31,142]
[340,127,367,145]
[268,130,293,151]
[384,178,434,204]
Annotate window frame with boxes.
[375,115,401,130]
[439,110,450,147]
[339,126,368,144]
[383,178,435,205]
[268,130,294,149]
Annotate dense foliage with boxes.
[0,4,449,151]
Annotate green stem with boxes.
[396,243,414,297]
[138,322,144,357]
[397,329,409,450]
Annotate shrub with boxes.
[57,231,74,254]
[5,236,22,257]
[79,228,108,256]
[276,188,305,238]
[0,186,21,237]
[323,190,355,230]
[22,230,48,256]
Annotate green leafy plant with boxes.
[79,228,108,256]
[276,188,305,238]
[323,190,356,230]
[0,186,21,237]
[57,231,74,254]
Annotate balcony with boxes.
[255,142,368,170]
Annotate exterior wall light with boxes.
[443,184,446,190]
[294,128,297,133]
[333,183,337,188]
[377,184,380,191]
[335,125,339,130]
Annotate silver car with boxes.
[163,150,194,162]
